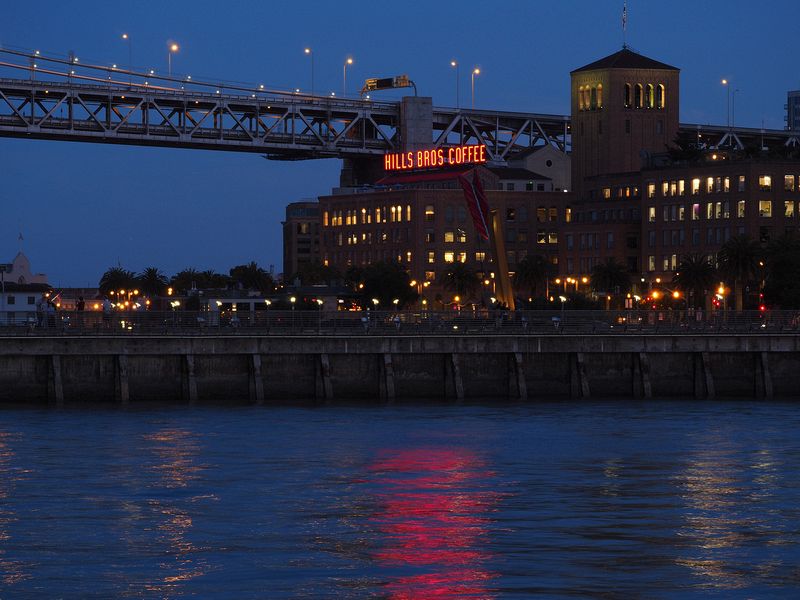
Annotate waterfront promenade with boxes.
[0,310,798,405]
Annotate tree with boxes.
[229,262,274,294]
[137,267,169,297]
[99,267,137,296]
[294,261,342,286]
[717,235,760,311]
[170,268,202,294]
[763,233,800,308]
[514,254,552,298]
[360,261,417,309]
[441,262,479,301]
[590,258,631,308]
[201,269,231,290]
[673,254,716,308]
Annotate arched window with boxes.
[590,87,597,110]
[634,84,643,108]
[624,83,632,108]
[646,84,654,109]
[578,86,584,110]
[596,84,603,109]
[656,84,665,109]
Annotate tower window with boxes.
[578,85,584,110]
[646,84,654,109]
[624,83,632,108]
[634,84,643,108]
[596,84,603,109]
[656,84,665,109]
[590,86,597,110]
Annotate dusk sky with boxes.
[2,1,797,286]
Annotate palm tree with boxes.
[98,267,137,296]
[673,254,716,308]
[171,268,201,294]
[717,235,760,311]
[137,267,168,297]
[590,258,631,308]
[441,262,479,301]
[229,262,274,294]
[514,254,552,298]
[201,269,231,289]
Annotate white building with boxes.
[1,252,50,325]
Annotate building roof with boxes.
[487,167,551,181]
[571,47,678,74]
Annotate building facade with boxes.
[282,201,320,281]
[788,90,800,131]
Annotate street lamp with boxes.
[168,42,179,77]
[721,78,730,129]
[304,48,314,97]
[121,33,132,84]
[290,295,296,331]
[450,60,460,108]
[471,67,480,110]
[343,57,353,97]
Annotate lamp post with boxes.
[168,43,179,78]
[290,296,296,331]
[471,67,480,110]
[343,57,353,97]
[304,48,314,97]
[722,78,730,129]
[450,60,459,108]
[121,34,132,84]
[732,88,740,128]
[316,299,323,333]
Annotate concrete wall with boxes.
[0,334,798,404]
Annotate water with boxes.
[1,401,800,599]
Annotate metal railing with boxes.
[0,309,796,336]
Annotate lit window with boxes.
[444,230,455,243]
[692,203,700,220]
[647,182,656,198]
[706,203,714,220]
[657,84,665,109]
[759,175,772,191]
[406,205,412,221]
[715,202,722,219]
[424,205,435,221]
[457,252,467,263]
[457,230,467,243]
[723,177,730,193]
[548,232,558,244]
[661,181,669,197]
[323,211,329,227]
[692,178,701,195]
[444,252,455,263]
[390,206,396,223]
[738,176,746,192]
[785,175,796,192]
[646,84,654,108]
[425,271,435,281]
[785,201,795,218]
[549,207,558,221]
[737,200,745,218]
[475,251,486,262]
[706,177,714,193]
[723,201,730,219]
[578,85,584,111]
[603,188,611,199]
[678,206,685,221]
[759,200,772,217]
[536,207,546,223]
[678,180,685,196]
[537,231,547,244]
[624,83,632,108]
[648,256,655,272]
[565,207,572,223]
[648,207,656,222]
[406,251,412,262]
[596,84,603,109]
[427,251,435,264]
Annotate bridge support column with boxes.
[755,352,773,400]
[317,354,333,401]
[446,353,464,401]
[694,352,715,399]
[638,352,652,399]
[511,352,527,400]
[49,355,64,407]
[115,354,130,405]
[184,354,198,404]
[250,354,264,405]
[571,352,590,399]
[380,353,396,403]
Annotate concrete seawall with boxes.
[1,334,799,404]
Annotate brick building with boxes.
[282,201,320,281]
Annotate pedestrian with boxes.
[76,296,85,311]
[35,293,46,327]
[102,297,112,328]
[393,314,401,331]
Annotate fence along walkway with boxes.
[0,309,795,336]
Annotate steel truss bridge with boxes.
[0,48,797,161]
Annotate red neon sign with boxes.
[384,144,487,171]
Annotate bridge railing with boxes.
[0,309,796,336]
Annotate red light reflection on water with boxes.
[369,448,498,599]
